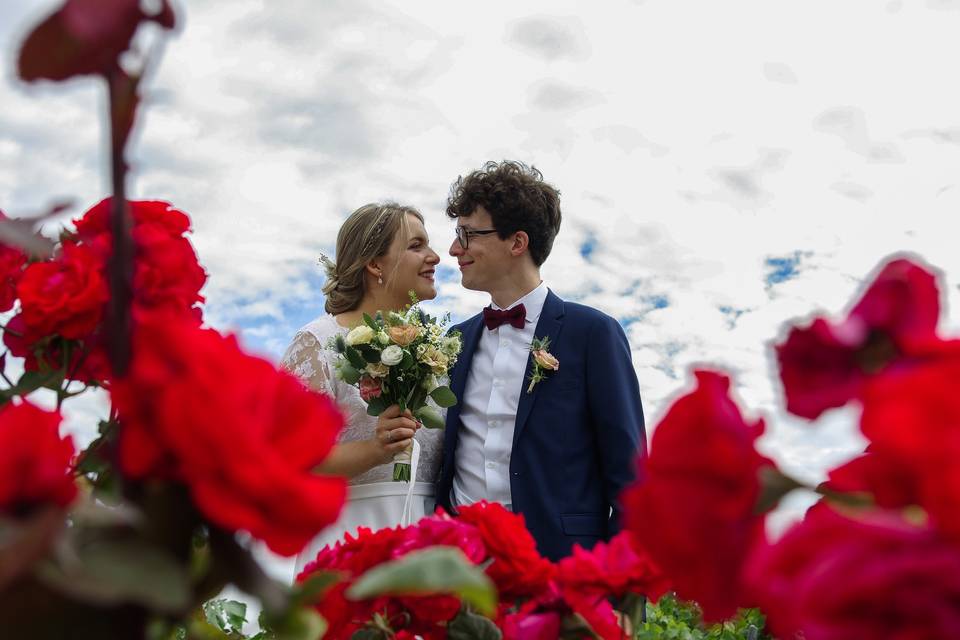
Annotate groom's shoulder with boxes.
[450,312,482,333]
[557,296,620,329]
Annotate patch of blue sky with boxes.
[645,294,669,310]
[719,304,749,329]
[764,251,810,287]
[222,271,327,358]
[579,231,597,261]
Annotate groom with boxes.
[436,160,646,561]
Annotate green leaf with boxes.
[366,396,390,416]
[363,313,379,332]
[400,350,415,369]
[447,608,502,640]
[338,362,362,385]
[345,546,497,617]
[414,405,445,430]
[266,606,327,640]
[289,570,343,608]
[357,344,382,364]
[345,346,367,370]
[429,386,457,408]
[203,598,248,634]
[35,537,191,613]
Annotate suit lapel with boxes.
[444,314,484,457]
[513,290,565,446]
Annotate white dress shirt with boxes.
[452,282,549,509]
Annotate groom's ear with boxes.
[509,231,530,258]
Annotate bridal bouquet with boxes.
[330,300,461,481]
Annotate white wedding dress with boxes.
[281,314,443,576]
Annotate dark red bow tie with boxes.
[482,304,526,330]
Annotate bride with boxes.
[281,202,442,575]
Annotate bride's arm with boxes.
[280,331,417,479]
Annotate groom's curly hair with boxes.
[446,160,561,266]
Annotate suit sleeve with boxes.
[585,314,646,533]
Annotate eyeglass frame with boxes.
[455,225,498,249]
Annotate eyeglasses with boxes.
[455,225,498,249]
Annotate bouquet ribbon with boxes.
[400,437,421,527]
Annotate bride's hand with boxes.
[371,405,419,465]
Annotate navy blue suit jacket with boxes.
[436,290,646,561]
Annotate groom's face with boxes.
[449,206,510,293]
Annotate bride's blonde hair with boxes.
[321,202,424,315]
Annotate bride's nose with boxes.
[425,247,440,264]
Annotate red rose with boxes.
[776,257,941,419]
[18,0,175,82]
[0,212,27,312]
[822,450,922,510]
[392,513,487,564]
[74,198,206,321]
[16,242,108,340]
[453,501,556,600]
[358,375,382,402]
[557,531,669,602]
[0,402,76,515]
[497,581,622,640]
[112,316,345,556]
[297,526,421,640]
[745,504,960,640]
[859,352,960,540]
[622,370,773,621]
[1,312,111,384]
[500,611,561,640]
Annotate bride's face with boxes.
[381,214,440,304]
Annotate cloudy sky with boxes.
[3,0,960,579]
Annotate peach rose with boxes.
[388,324,420,347]
[533,349,559,371]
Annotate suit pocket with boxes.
[560,513,606,536]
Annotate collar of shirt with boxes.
[491,281,549,327]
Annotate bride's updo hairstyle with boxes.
[322,202,424,315]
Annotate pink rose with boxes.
[359,376,383,401]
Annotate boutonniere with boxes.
[527,336,559,393]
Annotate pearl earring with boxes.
[377,273,383,285]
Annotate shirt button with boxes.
[486,462,496,469]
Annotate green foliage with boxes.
[204,598,248,636]
[447,607,502,640]
[634,594,772,640]
[428,385,457,408]
[414,404,446,429]
[346,546,497,617]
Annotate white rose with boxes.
[376,330,390,345]
[345,325,374,346]
[380,344,404,366]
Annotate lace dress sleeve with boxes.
[280,331,336,398]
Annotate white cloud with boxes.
[3,0,960,581]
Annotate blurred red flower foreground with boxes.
[616,255,960,639]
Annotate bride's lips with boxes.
[419,269,435,281]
